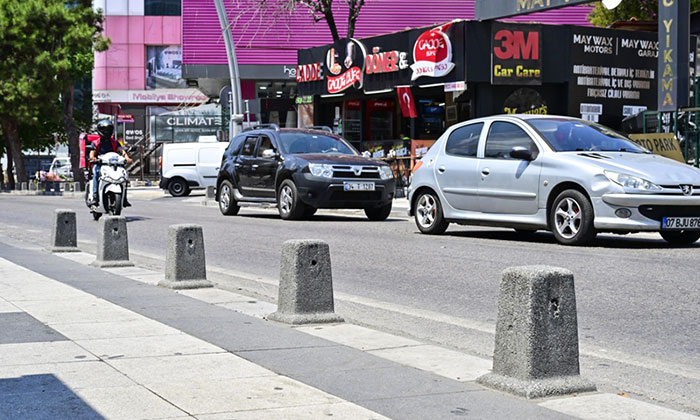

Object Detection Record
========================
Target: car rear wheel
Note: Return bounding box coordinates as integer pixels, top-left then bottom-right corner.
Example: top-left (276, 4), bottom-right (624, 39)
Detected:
top-left (168, 177), bottom-right (190, 197)
top-left (660, 231), bottom-right (700, 246)
top-left (365, 203), bottom-right (392, 221)
top-left (550, 189), bottom-right (596, 245)
top-left (218, 180), bottom-right (239, 216)
top-left (303, 206), bottom-right (317, 219)
top-left (414, 191), bottom-right (448, 234)
top-left (277, 180), bottom-right (306, 220)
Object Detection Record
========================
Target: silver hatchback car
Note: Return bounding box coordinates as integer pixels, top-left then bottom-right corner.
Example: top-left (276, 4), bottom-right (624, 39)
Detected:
top-left (408, 115), bottom-right (700, 246)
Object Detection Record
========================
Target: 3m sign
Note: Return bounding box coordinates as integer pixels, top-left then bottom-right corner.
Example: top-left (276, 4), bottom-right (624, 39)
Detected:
top-left (492, 23), bottom-right (542, 85)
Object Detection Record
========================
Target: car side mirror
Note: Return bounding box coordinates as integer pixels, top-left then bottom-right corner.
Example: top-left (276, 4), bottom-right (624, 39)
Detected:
top-left (510, 146), bottom-right (534, 161)
top-left (261, 149), bottom-right (277, 159)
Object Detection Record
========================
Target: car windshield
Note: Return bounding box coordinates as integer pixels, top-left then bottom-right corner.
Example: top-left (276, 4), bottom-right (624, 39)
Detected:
top-left (278, 132), bottom-right (357, 155)
top-left (526, 118), bottom-right (649, 153)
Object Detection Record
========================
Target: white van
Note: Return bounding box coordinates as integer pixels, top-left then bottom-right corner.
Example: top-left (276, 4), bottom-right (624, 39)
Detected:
top-left (159, 137), bottom-right (229, 197)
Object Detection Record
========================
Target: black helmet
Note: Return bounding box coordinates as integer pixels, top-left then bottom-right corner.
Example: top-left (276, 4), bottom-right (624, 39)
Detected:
top-left (96, 119), bottom-right (114, 138)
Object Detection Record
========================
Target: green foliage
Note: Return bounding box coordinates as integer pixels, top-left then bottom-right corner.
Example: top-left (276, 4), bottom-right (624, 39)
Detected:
top-left (588, 0), bottom-right (700, 27)
top-left (0, 0), bottom-right (108, 134)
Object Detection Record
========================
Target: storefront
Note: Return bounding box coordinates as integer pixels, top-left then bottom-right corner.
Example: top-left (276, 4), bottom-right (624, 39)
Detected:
top-left (296, 20), bottom-right (666, 169)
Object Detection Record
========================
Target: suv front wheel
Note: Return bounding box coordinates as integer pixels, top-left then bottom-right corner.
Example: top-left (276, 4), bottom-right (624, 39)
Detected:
top-left (365, 203), bottom-right (392, 221)
top-left (278, 179), bottom-right (306, 220)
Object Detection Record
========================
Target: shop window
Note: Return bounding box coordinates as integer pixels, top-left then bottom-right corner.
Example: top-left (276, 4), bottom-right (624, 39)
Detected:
top-left (367, 100), bottom-right (394, 141)
top-left (484, 122), bottom-right (537, 159)
top-left (145, 0), bottom-right (181, 16)
top-left (445, 123), bottom-right (483, 157)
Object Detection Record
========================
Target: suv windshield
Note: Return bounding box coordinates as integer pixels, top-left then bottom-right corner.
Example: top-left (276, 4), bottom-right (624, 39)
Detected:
top-left (278, 132), bottom-right (357, 155)
top-left (527, 118), bottom-right (649, 153)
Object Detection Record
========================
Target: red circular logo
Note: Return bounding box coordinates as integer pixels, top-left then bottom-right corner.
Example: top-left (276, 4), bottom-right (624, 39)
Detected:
top-left (414, 29), bottom-right (448, 63)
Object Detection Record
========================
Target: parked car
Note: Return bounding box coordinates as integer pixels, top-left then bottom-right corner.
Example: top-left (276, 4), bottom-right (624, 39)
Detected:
top-left (159, 138), bottom-right (228, 197)
top-left (408, 114), bottom-right (700, 246)
top-left (49, 156), bottom-right (72, 179)
top-left (216, 125), bottom-right (395, 220)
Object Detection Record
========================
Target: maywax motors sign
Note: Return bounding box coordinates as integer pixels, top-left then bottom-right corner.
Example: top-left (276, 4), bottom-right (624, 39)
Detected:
top-left (491, 23), bottom-right (542, 85)
top-left (569, 27), bottom-right (658, 128)
top-left (475, 0), bottom-right (592, 20)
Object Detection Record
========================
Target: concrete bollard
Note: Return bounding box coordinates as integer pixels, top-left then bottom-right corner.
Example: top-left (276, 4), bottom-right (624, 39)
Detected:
top-left (29, 182), bottom-right (37, 191)
top-left (477, 266), bottom-right (595, 399)
top-left (20, 182), bottom-right (27, 191)
top-left (268, 240), bottom-right (344, 325)
top-left (158, 224), bottom-right (213, 289)
top-left (90, 216), bottom-right (134, 268)
top-left (48, 209), bottom-right (79, 252)
top-left (205, 186), bottom-right (216, 199)
top-left (73, 182), bottom-right (81, 192)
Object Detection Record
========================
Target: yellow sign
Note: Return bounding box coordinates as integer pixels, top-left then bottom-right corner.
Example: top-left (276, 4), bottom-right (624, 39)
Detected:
top-left (628, 133), bottom-right (685, 162)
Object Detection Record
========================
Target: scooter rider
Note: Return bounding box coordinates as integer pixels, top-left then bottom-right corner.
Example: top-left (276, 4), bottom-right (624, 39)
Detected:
top-left (88, 120), bottom-right (132, 206)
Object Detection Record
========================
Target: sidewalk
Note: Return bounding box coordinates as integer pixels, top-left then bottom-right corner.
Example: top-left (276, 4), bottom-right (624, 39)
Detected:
top-left (0, 239), bottom-right (696, 419)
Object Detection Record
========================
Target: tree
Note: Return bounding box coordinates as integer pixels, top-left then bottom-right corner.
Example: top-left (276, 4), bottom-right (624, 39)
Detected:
top-left (0, 0), bottom-right (107, 185)
top-left (256, 0), bottom-right (366, 41)
top-left (588, 0), bottom-right (700, 27)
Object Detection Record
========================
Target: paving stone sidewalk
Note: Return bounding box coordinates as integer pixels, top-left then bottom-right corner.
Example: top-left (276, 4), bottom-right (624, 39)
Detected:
top-left (0, 240), bottom-right (696, 420)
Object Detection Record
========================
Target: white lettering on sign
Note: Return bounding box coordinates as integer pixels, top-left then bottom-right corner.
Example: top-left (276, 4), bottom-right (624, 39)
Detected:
top-left (296, 63), bottom-right (323, 83)
top-left (327, 67), bottom-right (362, 93)
top-left (166, 116), bottom-right (222, 126)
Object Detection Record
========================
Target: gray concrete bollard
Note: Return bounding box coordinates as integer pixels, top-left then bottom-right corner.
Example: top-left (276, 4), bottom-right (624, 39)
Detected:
top-left (90, 216), bottom-right (134, 268)
top-left (73, 182), bottom-right (81, 192)
top-left (268, 240), bottom-right (344, 325)
top-left (48, 209), bottom-right (80, 252)
top-left (20, 182), bottom-right (27, 191)
top-left (158, 224), bottom-right (213, 289)
top-left (205, 186), bottom-right (216, 199)
top-left (477, 266), bottom-right (596, 399)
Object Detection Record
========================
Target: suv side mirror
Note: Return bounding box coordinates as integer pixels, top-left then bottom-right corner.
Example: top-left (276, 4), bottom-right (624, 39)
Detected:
top-left (510, 146), bottom-right (534, 161)
top-left (261, 149), bottom-right (277, 159)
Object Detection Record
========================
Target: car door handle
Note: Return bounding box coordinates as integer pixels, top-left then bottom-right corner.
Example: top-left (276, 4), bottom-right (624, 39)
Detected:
top-left (438, 166), bottom-right (446, 173)
top-left (252, 164), bottom-right (259, 169)
top-left (234, 163), bottom-right (240, 167)
top-left (481, 168), bottom-right (490, 176)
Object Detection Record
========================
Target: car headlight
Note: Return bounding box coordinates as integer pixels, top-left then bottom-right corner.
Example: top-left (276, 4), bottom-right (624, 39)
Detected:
top-left (309, 163), bottom-right (333, 178)
top-left (604, 170), bottom-right (662, 192)
top-left (379, 166), bottom-right (394, 180)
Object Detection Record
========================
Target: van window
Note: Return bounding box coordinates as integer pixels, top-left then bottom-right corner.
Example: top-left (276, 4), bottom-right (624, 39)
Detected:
top-left (240, 136), bottom-right (258, 156)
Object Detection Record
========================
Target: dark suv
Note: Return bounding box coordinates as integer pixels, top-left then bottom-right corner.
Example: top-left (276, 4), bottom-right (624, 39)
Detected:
top-left (216, 125), bottom-right (396, 220)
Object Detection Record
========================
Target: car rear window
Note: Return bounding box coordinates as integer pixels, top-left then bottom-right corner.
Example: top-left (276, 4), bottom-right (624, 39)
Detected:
top-left (445, 123), bottom-right (483, 157)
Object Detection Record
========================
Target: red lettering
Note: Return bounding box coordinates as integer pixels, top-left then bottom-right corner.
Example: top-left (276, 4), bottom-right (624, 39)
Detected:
top-left (493, 30), bottom-right (539, 60)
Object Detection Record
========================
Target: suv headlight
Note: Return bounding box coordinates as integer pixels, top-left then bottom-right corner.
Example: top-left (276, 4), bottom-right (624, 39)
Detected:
top-left (604, 170), bottom-right (662, 192)
top-left (309, 163), bottom-right (333, 178)
top-left (379, 166), bottom-right (394, 180)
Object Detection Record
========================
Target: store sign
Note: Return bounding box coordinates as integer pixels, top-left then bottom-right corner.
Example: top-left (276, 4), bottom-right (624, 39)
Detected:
top-left (326, 39), bottom-right (367, 93)
top-left (117, 114), bottom-right (135, 123)
top-left (366, 47), bottom-right (408, 74)
top-left (569, 27), bottom-right (658, 128)
top-left (93, 89), bottom-right (209, 104)
top-left (658, 0), bottom-right (690, 111)
top-left (628, 133), bottom-right (684, 162)
top-left (492, 23), bottom-right (542, 85)
top-left (410, 23), bottom-right (455, 81)
top-left (475, 0), bottom-right (592, 20)
top-left (444, 81), bottom-right (466, 92)
top-left (296, 62), bottom-right (323, 83)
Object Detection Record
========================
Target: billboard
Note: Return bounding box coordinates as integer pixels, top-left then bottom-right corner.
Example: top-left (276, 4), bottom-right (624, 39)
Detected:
top-left (146, 46), bottom-right (186, 90)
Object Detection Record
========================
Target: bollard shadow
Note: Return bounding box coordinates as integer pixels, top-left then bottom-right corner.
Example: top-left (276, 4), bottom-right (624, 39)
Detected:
top-left (0, 374), bottom-right (105, 419)
top-left (436, 228), bottom-right (683, 249)
top-left (124, 216), bottom-right (150, 223)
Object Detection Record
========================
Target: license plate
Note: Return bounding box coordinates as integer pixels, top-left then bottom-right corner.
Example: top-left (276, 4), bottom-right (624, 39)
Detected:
top-left (662, 217), bottom-right (700, 230)
top-left (343, 181), bottom-right (375, 191)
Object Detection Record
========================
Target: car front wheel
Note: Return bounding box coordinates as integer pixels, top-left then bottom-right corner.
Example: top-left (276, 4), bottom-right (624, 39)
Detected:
top-left (550, 189), bottom-right (596, 245)
top-left (218, 180), bottom-right (239, 216)
top-left (168, 178), bottom-right (190, 197)
top-left (277, 180), bottom-right (306, 220)
top-left (660, 230), bottom-right (700, 246)
top-left (414, 191), bottom-right (448, 234)
top-left (365, 203), bottom-right (392, 221)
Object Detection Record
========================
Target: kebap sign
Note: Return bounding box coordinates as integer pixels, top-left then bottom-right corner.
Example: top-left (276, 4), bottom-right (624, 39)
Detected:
top-left (296, 21), bottom-right (466, 96)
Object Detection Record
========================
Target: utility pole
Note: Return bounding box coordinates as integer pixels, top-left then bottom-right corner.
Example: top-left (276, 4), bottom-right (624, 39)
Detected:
top-left (213, 0), bottom-right (244, 139)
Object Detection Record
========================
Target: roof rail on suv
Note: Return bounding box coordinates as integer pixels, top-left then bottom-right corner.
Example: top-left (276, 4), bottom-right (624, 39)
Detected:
top-left (305, 125), bottom-right (333, 133)
top-left (243, 123), bottom-right (280, 132)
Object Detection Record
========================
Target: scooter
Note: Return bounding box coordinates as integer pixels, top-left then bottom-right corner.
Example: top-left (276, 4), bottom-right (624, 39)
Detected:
top-left (85, 152), bottom-right (129, 220)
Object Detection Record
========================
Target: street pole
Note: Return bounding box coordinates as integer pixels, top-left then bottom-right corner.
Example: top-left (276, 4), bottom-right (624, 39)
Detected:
top-left (213, 0), bottom-right (243, 139)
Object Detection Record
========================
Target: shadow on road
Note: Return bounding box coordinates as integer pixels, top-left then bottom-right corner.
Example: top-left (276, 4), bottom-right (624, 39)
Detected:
top-left (236, 213), bottom-right (404, 223)
top-left (432, 228), bottom-right (694, 249)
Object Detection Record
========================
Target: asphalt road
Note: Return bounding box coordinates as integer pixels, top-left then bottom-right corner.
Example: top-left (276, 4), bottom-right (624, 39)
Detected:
top-left (1, 192), bottom-right (699, 414)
